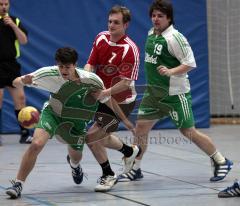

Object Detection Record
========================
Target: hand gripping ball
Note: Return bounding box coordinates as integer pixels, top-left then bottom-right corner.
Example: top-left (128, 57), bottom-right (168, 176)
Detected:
top-left (18, 106), bottom-right (40, 129)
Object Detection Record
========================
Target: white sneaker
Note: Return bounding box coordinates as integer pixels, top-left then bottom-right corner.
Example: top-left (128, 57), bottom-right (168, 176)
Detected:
top-left (95, 174), bottom-right (117, 192)
top-left (123, 145), bottom-right (140, 173)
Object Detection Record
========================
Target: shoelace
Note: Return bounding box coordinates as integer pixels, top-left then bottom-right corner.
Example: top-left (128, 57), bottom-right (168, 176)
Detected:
top-left (72, 167), bottom-right (88, 179)
top-left (97, 176), bottom-right (111, 184)
top-left (73, 170), bottom-right (88, 180)
top-left (72, 167), bottom-right (82, 176)
top-left (97, 175), bottom-right (116, 185)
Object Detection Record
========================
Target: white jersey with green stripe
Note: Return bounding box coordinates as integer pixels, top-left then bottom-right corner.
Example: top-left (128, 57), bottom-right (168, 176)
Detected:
top-left (27, 66), bottom-right (107, 119)
top-left (29, 66), bottom-right (104, 93)
top-left (144, 25), bottom-right (196, 96)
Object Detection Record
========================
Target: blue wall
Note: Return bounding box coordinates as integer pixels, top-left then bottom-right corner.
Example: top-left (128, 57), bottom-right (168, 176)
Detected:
top-left (2, 0), bottom-right (209, 133)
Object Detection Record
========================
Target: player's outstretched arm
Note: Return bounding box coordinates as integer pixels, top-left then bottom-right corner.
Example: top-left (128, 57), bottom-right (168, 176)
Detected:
top-left (105, 98), bottom-right (135, 134)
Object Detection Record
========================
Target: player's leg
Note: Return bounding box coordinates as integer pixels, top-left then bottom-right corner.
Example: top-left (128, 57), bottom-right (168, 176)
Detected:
top-left (118, 119), bottom-right (156, 181)
top-left (87, 122), bottom-right (117, 192)
top-left (103, 133), bottom-right (140, 173)
top-left (5, 128), bottom-right (50, 199)
top-left (180, 127), bottom-right (233, 181)
top-left (118, 93), bottom-right (162, 181)
top-left (0, 88), bottom-right (3, 146)
top-left (5, 60), bottom-right (32, 143)
top-left (87, 127), bottom-right (139, 191)
top-left (180, 127), bottom-right (218, 156)
top-left (5, 104), bottom-right (59, 199)
top-left (99, 102), bottom-right (141, 172)
top-left (67, 145), bottom-right (84, 184)
top-left (7, 86), bottom-right (32, 144)
top-left (171, 93), bottom-right (233, 181)
top-left (86, 102), bottom-right (140, 191)
top-left (53, 115), bottom-right (86, 185)
top-left (0, 62), bottom-right (6, 145)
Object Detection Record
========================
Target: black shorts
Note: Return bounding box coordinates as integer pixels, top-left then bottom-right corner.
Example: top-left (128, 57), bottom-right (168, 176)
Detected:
top-left (0, 60), bottom-right (21, 88)
top-left (94, 101), bottom-right (135, 133)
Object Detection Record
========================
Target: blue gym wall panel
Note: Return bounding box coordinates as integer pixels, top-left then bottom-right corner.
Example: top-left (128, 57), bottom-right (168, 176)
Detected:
top-left (2, 0), bottom-right (209, 133)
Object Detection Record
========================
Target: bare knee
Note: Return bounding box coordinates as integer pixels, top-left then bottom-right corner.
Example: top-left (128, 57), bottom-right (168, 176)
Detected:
top-left (87, 138), bottom-right (105, 151)
top-left (87, 141), bottom-right (95, 150)
top-left (28, 140), bottom-right (45, 155)
top-left (86, 130), bottom-right (107, 147)
top-left (86, 135), bottom-right (98, 150)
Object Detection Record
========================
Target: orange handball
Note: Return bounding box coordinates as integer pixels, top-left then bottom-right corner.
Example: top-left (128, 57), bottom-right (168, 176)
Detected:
top-left (18, 106), bottom-right (40, 129)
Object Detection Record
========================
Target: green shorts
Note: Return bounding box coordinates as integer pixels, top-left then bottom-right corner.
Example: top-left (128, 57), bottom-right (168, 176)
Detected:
top-left (36, 104), bottom-right (88, 151)
top-left (138, 91), bottom-right (195, 128)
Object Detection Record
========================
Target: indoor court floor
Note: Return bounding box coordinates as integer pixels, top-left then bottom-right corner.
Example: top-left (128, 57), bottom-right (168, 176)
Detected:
top-left (0, 125), bottom-right (239, 206)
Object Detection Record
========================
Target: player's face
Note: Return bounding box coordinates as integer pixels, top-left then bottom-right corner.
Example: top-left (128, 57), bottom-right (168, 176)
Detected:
top-left (0, 0), bottom-right (9, 16)
top-left (108, 12), bottom-right (127, 38)
top-left (58, 63), bottom-right (77, 80)
top-left (151, 10), bottom-right (171, 34)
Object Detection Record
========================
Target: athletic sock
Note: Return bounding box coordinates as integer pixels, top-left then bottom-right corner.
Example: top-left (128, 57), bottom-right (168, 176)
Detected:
top-left (118, 143), bottom-right (133, 157)
top-left (133, 159), bottom-right (141, 170)
top-left (15, 179), bottom-right (24, 185)
top-left (100, 160), bottom-right (115, 177)
top-left (210, 151), bottom-right (226, 164)
top-left (69, 159), bottom-right (80, 168)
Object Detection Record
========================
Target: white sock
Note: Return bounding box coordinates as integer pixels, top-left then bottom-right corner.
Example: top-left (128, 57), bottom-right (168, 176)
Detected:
top-left (133, 159), bottom-right (141, 170)
top-left (70, 160), bottom-right (80, 168)
top-left (210, 151), bottom-right (225, 164)
top-left (15, 179), bottom-right (24, 185)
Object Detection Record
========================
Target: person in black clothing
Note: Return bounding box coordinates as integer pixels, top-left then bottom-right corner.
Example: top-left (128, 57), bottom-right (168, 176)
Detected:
top-left (0, 0), bottom-right (32, 144)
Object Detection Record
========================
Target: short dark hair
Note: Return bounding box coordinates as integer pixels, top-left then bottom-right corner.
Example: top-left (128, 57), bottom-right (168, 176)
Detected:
top-left (55, 47), bottom-right (78, 64)
top-left (109, 5), bottom-right (131, 23)
top-left (149, 0), bottom-right (174, 25)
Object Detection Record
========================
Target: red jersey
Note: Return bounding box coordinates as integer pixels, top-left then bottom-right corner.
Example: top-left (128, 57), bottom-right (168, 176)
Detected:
top-left (87, 31), bottom-right (140, 104)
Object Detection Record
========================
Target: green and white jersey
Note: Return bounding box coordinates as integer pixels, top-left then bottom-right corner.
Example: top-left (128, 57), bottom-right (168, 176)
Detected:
top-left (144, 25), bottom-right (196, 96)
top-left (28, 66), bottom-right (108, 120)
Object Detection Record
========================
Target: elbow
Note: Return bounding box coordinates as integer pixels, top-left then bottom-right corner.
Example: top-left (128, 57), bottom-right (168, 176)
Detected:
top-left (21, 38), bottom-right (28, 45)
top-left (19, 36), bottom-right (28, 45)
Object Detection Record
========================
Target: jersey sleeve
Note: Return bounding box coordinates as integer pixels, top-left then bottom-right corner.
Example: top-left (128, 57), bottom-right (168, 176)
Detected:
top-left (168, 32), bottom-right (196, 68)
top-left (120, 41), bottom-right (140, 80)
top-left (27, 66), bottom-right (60, 92)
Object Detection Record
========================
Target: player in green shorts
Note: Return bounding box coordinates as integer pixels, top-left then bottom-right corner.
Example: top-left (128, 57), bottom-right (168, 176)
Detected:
top-left (5, 47), bottom-right (134, 199)
top-left (118, 0), bottom-right (233, 182)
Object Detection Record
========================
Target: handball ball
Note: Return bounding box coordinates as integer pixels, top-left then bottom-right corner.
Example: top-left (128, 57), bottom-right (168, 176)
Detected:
top-left (18, 106), bottom-right (40, 129)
